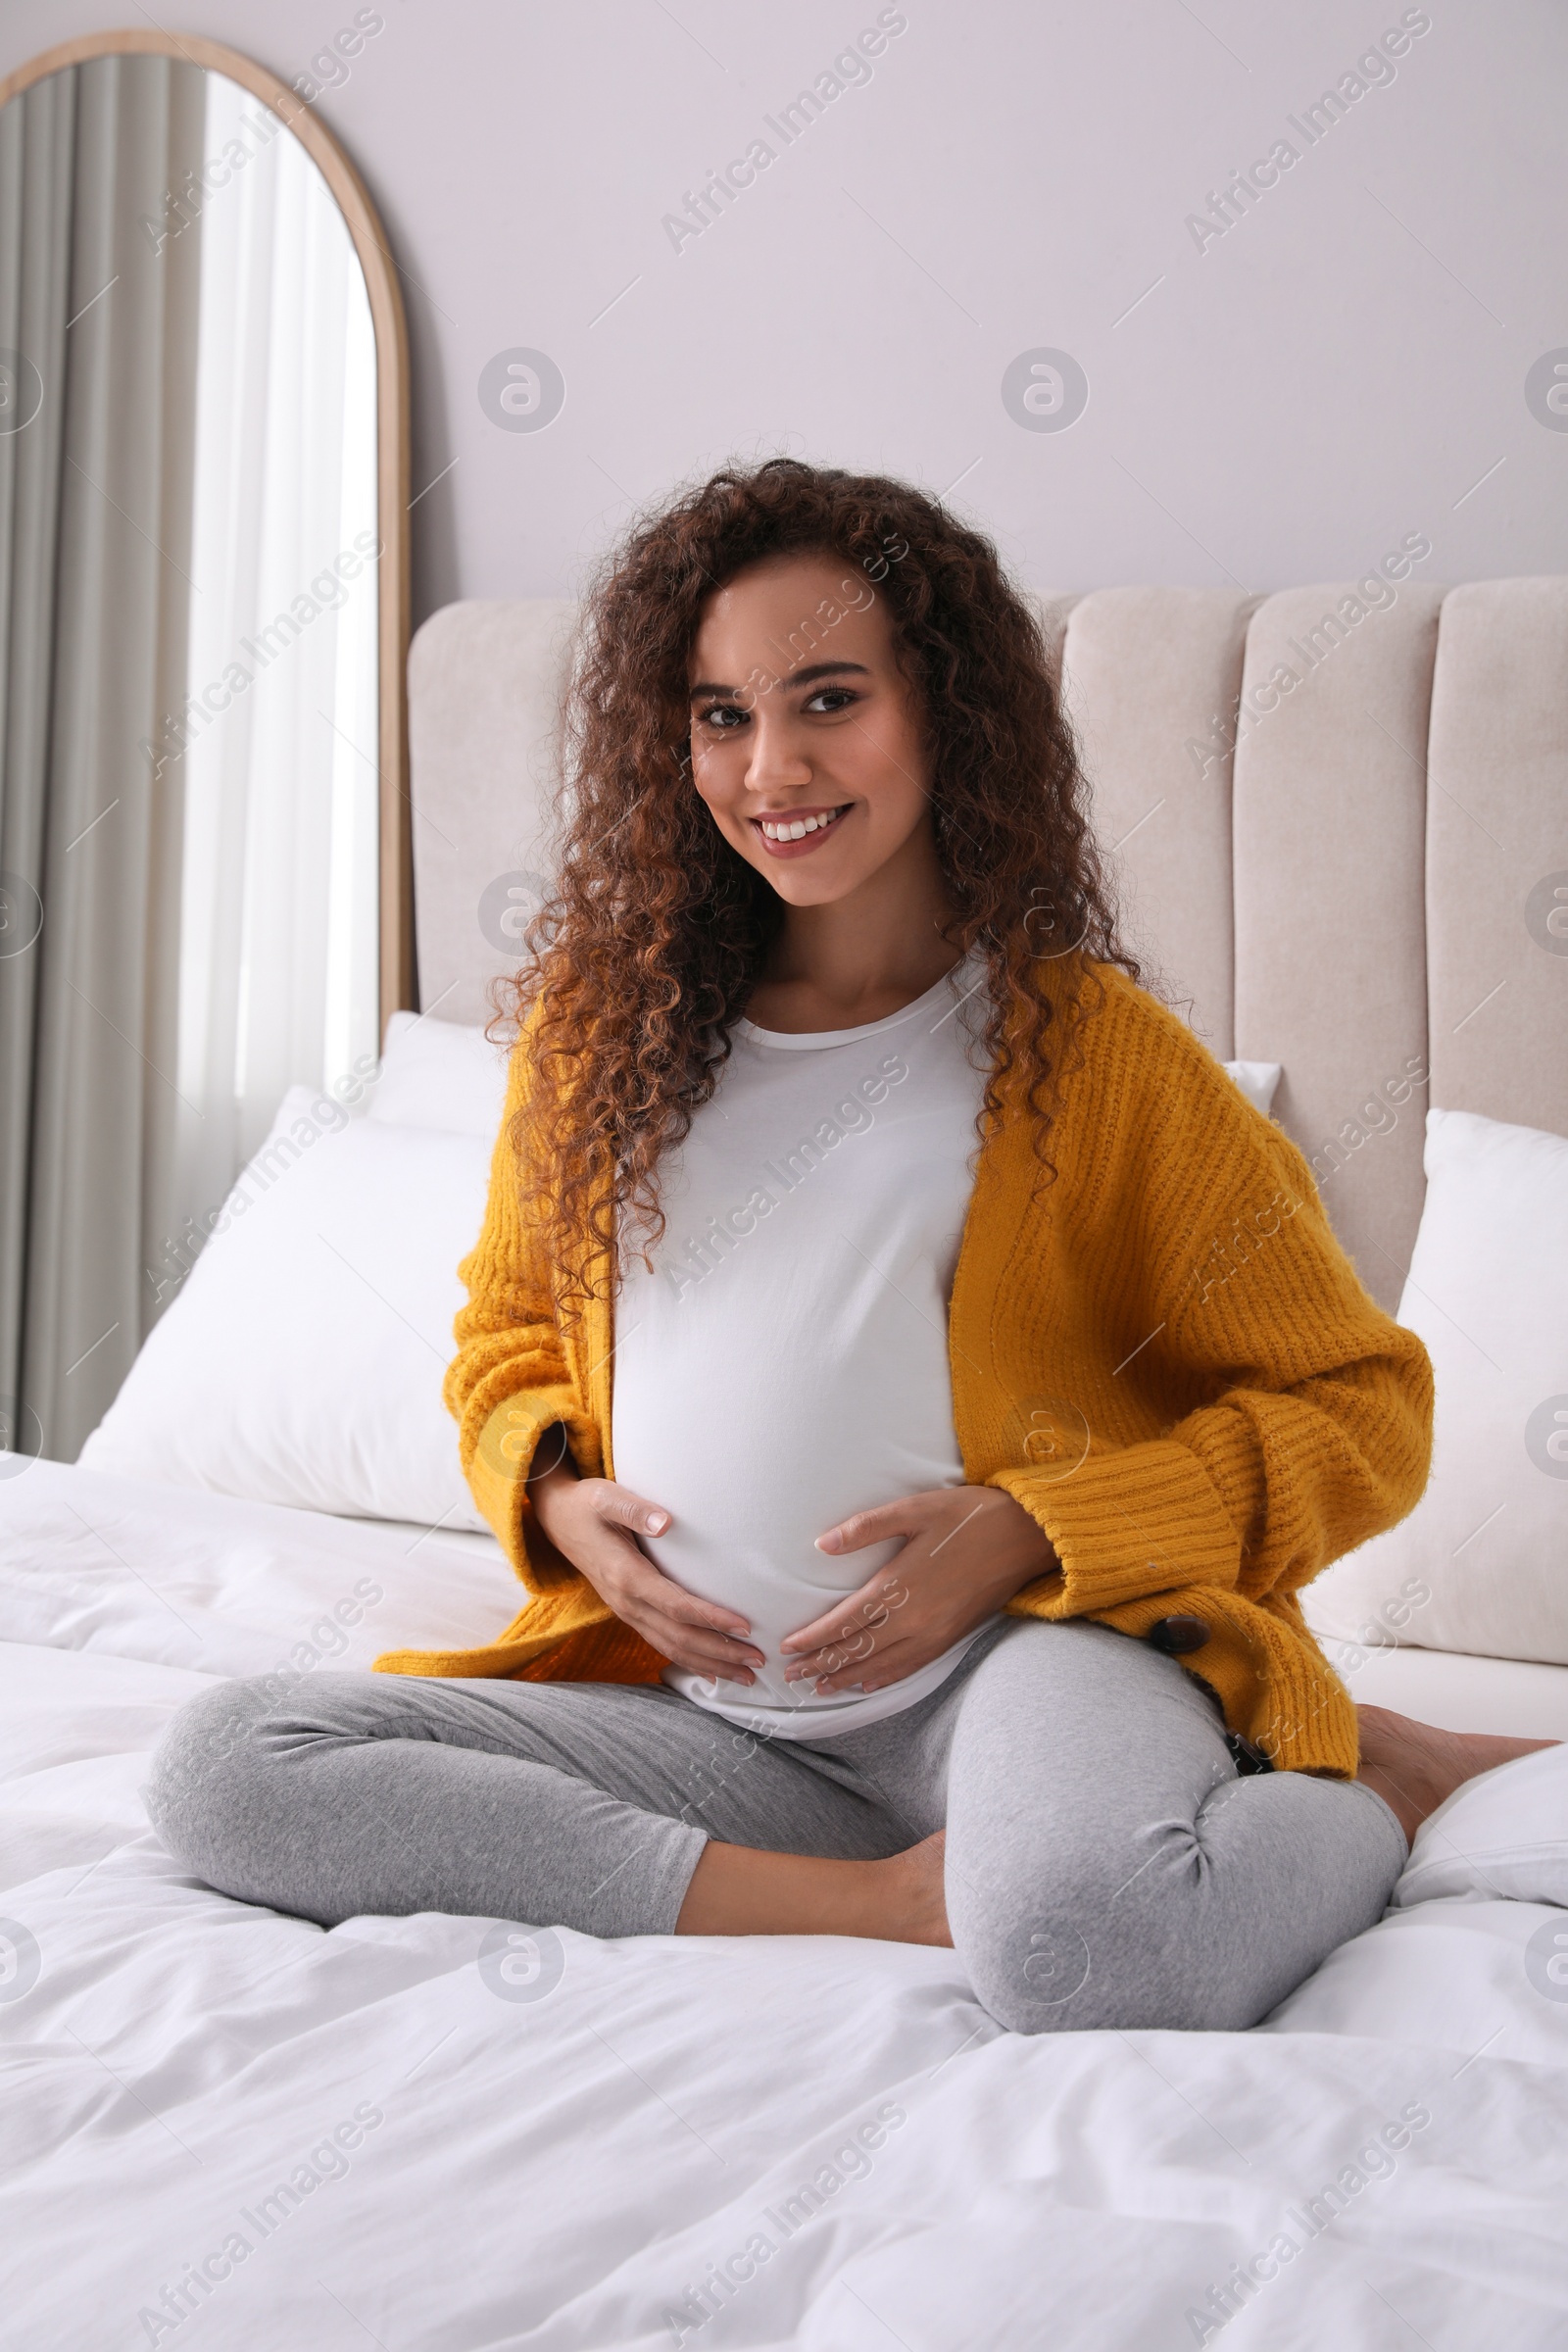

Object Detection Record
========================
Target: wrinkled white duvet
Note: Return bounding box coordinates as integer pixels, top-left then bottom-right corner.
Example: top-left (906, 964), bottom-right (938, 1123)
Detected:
top-left (3, 1460), bottom-right (1566, 2352)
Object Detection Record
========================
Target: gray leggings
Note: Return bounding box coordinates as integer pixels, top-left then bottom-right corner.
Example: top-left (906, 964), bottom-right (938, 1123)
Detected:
top-left (146, 1617), bottom-right (1405, 2035)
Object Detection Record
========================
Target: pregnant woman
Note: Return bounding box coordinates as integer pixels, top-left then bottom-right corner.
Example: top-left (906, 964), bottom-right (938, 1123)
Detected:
top-left (150, 458), bottom-right (1544, 2033)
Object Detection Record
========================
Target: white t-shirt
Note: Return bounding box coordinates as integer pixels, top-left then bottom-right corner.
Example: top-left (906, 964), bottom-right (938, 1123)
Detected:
top-left (610, 956), bottom-right (993, 1738)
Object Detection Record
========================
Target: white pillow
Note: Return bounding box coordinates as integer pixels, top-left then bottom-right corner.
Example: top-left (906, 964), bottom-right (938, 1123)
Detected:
top-left (1223, 1060), bottom-right (1282, 1116)
top-left (1305, 1107), bottom-right (1568, 1665)
top-left (1392, 1741), bottom-right (1568, 1911)
top-left (370, 1010), bottom-right (512, 1138)
top-left (80, 1086), bottom-right (490, 1529)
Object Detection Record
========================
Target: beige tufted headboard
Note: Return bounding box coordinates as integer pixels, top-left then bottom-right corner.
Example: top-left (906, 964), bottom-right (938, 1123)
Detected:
top-left (406, 579), bottom-right (1568, 1313)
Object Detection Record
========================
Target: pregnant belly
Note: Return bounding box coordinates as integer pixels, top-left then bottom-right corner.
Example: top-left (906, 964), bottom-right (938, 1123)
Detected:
top-left (613, 1406), bottom-right (961, 1708)
top-left (639, 1498), bottom-right (906, 1706)
top-left (610, 1286), bottom-right (968, 1708)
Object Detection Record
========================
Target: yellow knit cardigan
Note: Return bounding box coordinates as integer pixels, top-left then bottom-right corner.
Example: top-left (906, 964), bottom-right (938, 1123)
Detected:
top-left (374, 963), bottom-right (1434, 1777)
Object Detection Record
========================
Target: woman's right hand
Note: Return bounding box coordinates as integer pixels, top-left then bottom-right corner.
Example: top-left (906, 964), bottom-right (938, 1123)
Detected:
top-left (526, 1436), bottom-right (764, 1686)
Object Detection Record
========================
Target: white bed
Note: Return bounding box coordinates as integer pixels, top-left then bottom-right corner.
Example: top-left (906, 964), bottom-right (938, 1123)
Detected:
top-left (5, 578), bottom-right (1568, 2349)
top-left (5, 1459), bottom-right (1568, 2351)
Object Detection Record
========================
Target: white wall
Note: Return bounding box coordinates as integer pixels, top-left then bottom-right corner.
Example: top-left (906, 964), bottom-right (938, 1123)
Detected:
top-left (6, 0), bottom-right (1566, 625)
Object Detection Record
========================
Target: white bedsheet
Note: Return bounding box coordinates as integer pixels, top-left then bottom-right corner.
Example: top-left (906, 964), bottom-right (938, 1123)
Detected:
top-left (3, 1461), bottom-right (1567, 2351)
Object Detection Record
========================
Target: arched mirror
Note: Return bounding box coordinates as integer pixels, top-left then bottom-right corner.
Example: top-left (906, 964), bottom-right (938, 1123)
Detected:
top-left (0, 31), bottom-right (411, 1467)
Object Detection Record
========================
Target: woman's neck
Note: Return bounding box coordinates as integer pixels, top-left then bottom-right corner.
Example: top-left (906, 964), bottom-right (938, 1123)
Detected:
top-left (745, 829), bottom-right (962, 1035)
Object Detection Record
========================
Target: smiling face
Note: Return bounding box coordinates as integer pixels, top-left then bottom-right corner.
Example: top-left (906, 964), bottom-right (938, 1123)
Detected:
top-left (687, 553), bottom-right (938, 909)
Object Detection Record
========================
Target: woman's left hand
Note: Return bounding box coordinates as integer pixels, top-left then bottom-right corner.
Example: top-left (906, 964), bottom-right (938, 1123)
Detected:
top-left (781, 1486), bottom-right (1060, 1695)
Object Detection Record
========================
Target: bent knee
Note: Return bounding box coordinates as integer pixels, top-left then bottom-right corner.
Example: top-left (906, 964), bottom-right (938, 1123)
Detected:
top-left (145, 1672), bottom-right (306, 1881)
top-left (953, 1849), bottom-right (1259, 2036)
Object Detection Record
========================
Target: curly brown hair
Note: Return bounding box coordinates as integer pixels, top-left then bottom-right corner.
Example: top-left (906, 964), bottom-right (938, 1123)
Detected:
top-left (496, 457), bottom-right (1141, 1307)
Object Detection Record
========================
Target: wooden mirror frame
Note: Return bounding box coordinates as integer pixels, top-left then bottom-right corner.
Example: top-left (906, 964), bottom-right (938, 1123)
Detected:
top-left (0, 27), bottom-right (415, 1029)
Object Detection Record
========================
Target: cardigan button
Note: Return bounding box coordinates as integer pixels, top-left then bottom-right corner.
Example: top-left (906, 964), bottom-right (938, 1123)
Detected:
top-left (1148, 1615), bottom-right (1210, 1655)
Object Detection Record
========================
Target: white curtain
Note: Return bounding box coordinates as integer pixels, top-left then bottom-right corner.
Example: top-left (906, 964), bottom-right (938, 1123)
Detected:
top-left (161, 72), bottom-right (378, 1271)
top-left (1, 54), bottom-right (210, 1459)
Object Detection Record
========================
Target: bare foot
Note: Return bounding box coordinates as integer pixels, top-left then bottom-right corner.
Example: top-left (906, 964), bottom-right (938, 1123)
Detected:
top-left (675, 1833), bottom-right (955, 1941)
top-left (1356, 1704), bottom-right (1557, 1845)
top-left (878, 1832), bottom-right (954, 1948)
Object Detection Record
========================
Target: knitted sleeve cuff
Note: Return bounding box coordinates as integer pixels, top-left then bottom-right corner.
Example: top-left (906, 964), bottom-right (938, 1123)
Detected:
top-left (990, 1436), bottom-right (1241, 1615)
top-left (466, 1390), bottom-right (604, 1589)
